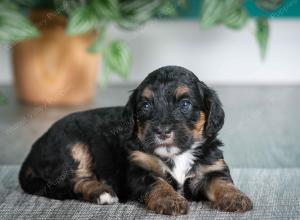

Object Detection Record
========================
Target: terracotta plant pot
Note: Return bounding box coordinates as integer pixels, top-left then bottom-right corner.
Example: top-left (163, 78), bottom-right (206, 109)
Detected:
top-left (12, 10), bottom-right (100, 106)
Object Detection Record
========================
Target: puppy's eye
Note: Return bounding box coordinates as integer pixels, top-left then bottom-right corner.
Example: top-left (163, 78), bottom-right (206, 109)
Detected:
top-left (180, 99), bottom-right (192, 112)
top-left (142, 101), bottom-right (152, 111)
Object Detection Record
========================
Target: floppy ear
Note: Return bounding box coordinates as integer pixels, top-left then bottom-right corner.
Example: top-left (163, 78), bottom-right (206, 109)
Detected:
top-left (122, 89), bottom-right (138, 136)
top-left (198, 82), bottom-right (225, 137)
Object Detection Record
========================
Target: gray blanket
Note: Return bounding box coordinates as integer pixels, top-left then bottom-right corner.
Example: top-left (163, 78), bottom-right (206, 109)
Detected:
top-left (0, 166), bottom-right (299, 219)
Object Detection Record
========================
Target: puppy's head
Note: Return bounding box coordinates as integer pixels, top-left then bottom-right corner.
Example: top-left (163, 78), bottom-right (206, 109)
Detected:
top-left (125, 66), bottom-right (224, 158)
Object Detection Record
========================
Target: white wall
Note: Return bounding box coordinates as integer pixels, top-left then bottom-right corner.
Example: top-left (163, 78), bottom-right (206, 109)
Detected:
top-left (1, 19), bottom-right (300, 85)
top-left (0, 44), bottom-right (12, 84)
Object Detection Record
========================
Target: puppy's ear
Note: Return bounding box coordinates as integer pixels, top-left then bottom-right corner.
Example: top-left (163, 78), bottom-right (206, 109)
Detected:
top-left (123, 89), bottom-right (138, 135)
top-left (198, 82), bottom-right (225, 137)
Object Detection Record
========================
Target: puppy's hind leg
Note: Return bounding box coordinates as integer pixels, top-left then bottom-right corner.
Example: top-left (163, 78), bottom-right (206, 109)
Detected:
top-left (71, 143), bottom-right (118, 204)
top-left (74, 178), bottom-right (118, 205)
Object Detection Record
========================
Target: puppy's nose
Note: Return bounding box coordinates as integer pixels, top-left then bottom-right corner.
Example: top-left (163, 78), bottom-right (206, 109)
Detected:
top-left (155, 126), bottom-right (172, 140)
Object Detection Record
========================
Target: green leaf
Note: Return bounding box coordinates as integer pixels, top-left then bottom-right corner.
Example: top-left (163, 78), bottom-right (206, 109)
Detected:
top-left (103, 41), bottom-right (132, 78)
top-left (224, 7), bottom-right (248, 30)
top-left (157, 1), bottom-right (178, 17)
top-left (201, 0), bottom-right (225, 29)
top-left (118, 0), bottom-right (161, 29)
top-left (66, 5), bottom-right (97, 35)
top-left (200, 0), bottom-right (245, 29)
top-left (92, 0), bottom-right (120, 20)
top-left (88, 26), bottom-right (107, 53)
top-left (256, 18), bottom-right (269, 59)
top-left (255, 0), bottom-right (283, 11)
top-left (0, 4), bottom-right (40, 43)
top-left (223, 0), bottom-right (244, 13)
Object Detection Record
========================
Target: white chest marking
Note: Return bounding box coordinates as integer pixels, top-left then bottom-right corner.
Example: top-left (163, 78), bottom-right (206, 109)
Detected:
top-left (169, 150), bottom-right (196, 186)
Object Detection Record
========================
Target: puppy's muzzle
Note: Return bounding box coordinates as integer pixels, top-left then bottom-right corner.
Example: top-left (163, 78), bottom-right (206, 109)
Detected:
top-left (154, 126), bottom-right (172, 140)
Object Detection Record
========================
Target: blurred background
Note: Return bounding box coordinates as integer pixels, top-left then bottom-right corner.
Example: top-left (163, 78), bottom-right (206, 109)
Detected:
top-left (0, 0), bottom-right (299, 168)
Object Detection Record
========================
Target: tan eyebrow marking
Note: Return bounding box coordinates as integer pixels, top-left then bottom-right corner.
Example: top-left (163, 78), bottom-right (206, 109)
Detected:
top-left (142, 87), bottom-right (154, 99)
top-left (175, 85), bottom-right (190, 99)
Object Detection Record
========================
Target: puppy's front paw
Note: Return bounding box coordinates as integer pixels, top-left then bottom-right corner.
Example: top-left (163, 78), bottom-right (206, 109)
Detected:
top-left (147, 193), bottom-right (189, 215)
top-left (213, 190), bottom-right (253, 212)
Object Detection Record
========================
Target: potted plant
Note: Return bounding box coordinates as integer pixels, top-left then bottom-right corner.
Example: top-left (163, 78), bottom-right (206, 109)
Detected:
top-left (0, 0), bottom-right (178, 106)
top-left (0, 0), bottom-right (281, 106)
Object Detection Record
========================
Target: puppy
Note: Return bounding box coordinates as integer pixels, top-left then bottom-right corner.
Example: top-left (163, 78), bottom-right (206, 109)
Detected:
top-left (19, 66), bottom-right (252, 215)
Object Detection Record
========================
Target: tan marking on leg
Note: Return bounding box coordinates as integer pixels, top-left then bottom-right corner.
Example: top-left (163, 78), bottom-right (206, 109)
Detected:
top-left (145, 178), bottom-right (188, 215)
top-left (130, 151), bottom-right (169, 177)
top-left (195, 159), bottom-right (225, 176)
top-left (175, 85), bottom-right (190, 99)
top-left (142, 87), bottom-right (154, 99)
top-left (188, 159), bottom-right (225, 190)
top-left (193, 111), bottom-right (206, 141)
top-left (207, 178), bottom-right (253, 212)
top-left (71, 143), bottom-right (117, 203)
top-left (71, 143), bottom-right (93, 180)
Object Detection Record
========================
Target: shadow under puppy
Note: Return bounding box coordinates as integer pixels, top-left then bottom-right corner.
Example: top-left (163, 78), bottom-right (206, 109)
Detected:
top-left (19, 66), bottom-right (252, 215)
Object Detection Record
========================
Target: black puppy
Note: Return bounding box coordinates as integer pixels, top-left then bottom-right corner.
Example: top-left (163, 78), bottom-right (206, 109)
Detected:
top-left (19, 66), bottom-right (252, 215)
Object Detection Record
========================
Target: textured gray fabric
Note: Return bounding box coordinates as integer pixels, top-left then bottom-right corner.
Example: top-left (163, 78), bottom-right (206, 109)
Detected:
top-left (0, 166), bottom-right (299, 220)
